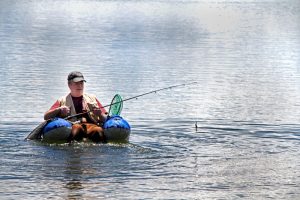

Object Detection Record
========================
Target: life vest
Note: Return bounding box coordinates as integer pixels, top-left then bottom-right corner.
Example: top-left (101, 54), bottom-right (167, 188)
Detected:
top-left (58, 93), bottom-right (104, 124)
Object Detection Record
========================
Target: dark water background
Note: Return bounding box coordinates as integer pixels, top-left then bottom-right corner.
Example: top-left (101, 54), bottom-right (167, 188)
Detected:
top-left (1, 0), bottom-right (300, 199)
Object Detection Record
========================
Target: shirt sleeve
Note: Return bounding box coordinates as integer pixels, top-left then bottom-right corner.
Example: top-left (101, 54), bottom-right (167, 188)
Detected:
top-left (49, 100), bottom-right (60, 111)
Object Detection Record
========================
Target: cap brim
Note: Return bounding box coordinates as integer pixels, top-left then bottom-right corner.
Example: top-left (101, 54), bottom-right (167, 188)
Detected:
top-left (72, 77), bottom-right (86, 82)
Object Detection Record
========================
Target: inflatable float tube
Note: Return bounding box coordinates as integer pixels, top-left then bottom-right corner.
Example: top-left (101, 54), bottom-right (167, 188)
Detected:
top-left (41, 116), bottom-right (130, 143)
top-left (42, 118), bottom-right (72, 143)
top-left (104, 115), bottom-right (131, 142)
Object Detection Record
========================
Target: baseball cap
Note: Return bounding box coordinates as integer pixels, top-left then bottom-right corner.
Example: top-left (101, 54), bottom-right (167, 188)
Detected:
top-left (67, 71), bottom-right (86, 82)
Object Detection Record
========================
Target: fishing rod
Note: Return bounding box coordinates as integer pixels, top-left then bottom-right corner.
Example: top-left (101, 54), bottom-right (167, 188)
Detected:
top-left (113, 81), bottom-right (198, 105)
top-left (65, 81), bottom-right (198, 120)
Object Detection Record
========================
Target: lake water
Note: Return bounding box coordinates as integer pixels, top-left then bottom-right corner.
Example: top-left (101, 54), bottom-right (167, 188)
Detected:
top-left (1, 0), bottom-right (300, 199)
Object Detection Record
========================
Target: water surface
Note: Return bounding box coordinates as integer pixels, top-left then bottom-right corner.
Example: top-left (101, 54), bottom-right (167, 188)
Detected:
top-left (1, 0), bottom-right (300, 199)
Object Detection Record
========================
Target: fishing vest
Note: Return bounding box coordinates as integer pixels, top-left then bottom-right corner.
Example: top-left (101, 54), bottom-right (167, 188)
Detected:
top-left (58, 93), bottom-right (102, 124)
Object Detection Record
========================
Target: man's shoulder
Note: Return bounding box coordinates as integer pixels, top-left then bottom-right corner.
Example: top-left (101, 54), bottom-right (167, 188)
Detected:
top-left (57, 93), bottom-right (71, 102)
top-left (84, 93), bottom-right (96, 97)
top-left (83, 93), bottom-right (98, 100)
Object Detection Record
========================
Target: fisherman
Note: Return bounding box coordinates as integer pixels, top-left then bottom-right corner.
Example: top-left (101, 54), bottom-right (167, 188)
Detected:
top-left (44, 71), bottom-right (108, 143)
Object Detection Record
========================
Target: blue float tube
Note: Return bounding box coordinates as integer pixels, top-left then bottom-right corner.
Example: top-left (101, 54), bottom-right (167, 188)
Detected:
top-left (42, 118), bottom-right (72, 143)
top-left (104, 115), bottom-right (131, 142)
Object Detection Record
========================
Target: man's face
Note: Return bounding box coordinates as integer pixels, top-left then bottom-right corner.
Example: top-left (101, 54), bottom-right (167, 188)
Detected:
top-left (68, 81), bottom-right (84, 96)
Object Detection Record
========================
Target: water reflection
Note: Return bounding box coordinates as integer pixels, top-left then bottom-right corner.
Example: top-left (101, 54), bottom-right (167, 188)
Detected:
top-left (65, 181), bottom-right (83, 200)
top-left (64, 148), bottom-right (85, 199)
top-left (1, 0), bottom-right (300, 199)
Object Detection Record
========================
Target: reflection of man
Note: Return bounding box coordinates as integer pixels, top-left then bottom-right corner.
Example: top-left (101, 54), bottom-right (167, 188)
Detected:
top-left (65, 150), bottom-right (84, 199)
top-left (44, 71), bottom-right (108, 142)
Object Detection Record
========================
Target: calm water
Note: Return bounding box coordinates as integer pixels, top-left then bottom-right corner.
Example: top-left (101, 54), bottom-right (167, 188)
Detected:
top-left (1, 0), bottom-right (300, 199)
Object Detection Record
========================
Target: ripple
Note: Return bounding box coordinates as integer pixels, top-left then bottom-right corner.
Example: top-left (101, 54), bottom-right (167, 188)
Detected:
top-left (1, 0), bottom-right (300, 199)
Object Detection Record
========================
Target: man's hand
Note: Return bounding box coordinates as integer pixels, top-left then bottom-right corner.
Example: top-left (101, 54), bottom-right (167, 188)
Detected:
top-left (59, 106), bottom-right (70, 116)
top-left (92, 108), bottom-right (102, 116)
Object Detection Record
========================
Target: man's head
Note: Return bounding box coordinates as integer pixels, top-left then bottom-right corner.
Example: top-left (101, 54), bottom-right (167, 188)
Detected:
top-left (67, 71), bottom-right (86, 83)
top-left (67, 71), bottom-right (86, 97)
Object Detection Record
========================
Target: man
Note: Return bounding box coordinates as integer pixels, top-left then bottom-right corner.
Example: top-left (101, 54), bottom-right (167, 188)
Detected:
top-left (44, 71), bottom-right (108, 143)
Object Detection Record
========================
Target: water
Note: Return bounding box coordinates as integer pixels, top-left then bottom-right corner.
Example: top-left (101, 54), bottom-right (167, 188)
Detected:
top-left (1, 0), bottom-right (300, 199)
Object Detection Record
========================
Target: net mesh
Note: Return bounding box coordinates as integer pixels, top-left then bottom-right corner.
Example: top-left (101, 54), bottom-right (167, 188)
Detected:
top-left (108, 94), bottom-right (123, 116)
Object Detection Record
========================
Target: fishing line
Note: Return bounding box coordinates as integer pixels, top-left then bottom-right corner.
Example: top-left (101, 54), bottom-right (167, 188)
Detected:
top-left (27, 81), bottom-right (199, 140)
